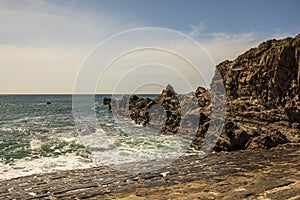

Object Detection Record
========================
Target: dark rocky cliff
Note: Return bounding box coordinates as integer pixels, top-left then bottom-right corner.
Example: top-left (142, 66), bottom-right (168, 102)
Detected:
top-left (104, 34), bottom-right (300, 151)
top-left (210, 34), bottom-right (300, 151)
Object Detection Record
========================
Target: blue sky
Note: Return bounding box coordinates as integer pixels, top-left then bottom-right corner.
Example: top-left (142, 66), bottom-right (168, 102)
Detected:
top-left (48, 0), bottom-right (300, 35)
top-left (75, 0), bottom-right (299, 33)
top-left (0, 0), bottom-right (299, 93)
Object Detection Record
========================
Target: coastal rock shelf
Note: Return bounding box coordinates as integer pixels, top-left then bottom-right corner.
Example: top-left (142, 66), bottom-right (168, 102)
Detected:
top-left (0, 146), bottom-right (299, 199)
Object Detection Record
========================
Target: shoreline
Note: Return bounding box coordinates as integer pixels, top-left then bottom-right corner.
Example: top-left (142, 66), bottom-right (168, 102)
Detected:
top-left (1, 145), bottom-right (299, 199)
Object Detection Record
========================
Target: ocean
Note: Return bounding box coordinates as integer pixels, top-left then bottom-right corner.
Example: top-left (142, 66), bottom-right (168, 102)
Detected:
top-left (0, 95), bottom-right (198, 180)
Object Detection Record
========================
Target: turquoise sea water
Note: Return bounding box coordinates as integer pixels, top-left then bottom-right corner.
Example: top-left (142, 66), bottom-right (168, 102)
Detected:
top-left (0, 95), bottom-right (197, 179)
top-left (0, 95), bottom-right (78, 163)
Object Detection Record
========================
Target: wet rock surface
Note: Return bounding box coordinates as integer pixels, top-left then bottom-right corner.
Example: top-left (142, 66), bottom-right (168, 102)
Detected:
top-left (0, 146), bottom-right (299, 199)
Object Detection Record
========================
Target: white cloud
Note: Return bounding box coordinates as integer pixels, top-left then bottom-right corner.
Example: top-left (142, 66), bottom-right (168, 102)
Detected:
top-left (187, 23), bottom-right (294, 63)
top-left (0, 0), bottom-right (139, 47)
top-left (188, 22), bottom-right (205, 38)
top-left (201, 32), bottom-right (262, 63)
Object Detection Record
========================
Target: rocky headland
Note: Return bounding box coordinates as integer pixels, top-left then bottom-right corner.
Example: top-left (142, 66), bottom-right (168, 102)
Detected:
top-left (104, 34), bottom-right (300, 152)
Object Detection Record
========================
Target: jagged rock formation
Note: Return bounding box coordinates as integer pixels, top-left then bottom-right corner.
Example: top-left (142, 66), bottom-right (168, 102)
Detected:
top-left (153, 85), bottom-right (181, 134)
top-left (210, 34), bottom-right (300, 151)
top-left (104, 34), bottom-right (300, 151)
top-left (106, 85), bottom-right (181, 134)
top-left (128, 95), bottom-right (154, 126)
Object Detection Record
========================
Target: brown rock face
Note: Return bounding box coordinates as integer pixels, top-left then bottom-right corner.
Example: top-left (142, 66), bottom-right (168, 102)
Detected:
top-left (218, 35), bottom-right (299, 107)
top-left (153, 85), bottom-right (181, 134)
top-left (209, 34), bottom-right (300, 151)
top-left (106, 85), bottom-right (181, 134)
top-left (104, 34), bottom-right (300, 151)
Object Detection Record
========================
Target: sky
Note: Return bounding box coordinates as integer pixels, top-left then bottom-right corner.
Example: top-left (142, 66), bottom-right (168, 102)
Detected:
top-left (0, 0), bottom-right (299, 94)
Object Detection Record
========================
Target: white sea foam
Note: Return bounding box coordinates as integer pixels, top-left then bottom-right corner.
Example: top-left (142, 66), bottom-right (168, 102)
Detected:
top-left (0, 153), bottom-right (99, 181)
top-left (88, 134), bottom-right (193, 170)
top-left (133, 123), bottom-right (144, 127)
top-left (0, 127), bottom-right (13, 132)
top-left (30, 139), bottom-right (42, 150)
top-left (79, 129), bottom-right (116, 150)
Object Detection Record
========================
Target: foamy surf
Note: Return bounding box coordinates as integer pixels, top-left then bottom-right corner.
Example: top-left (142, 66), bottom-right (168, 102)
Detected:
top-left (0, 94), bottom-right (200, 178)
top-left (0, 153), bottom-right (99, 181)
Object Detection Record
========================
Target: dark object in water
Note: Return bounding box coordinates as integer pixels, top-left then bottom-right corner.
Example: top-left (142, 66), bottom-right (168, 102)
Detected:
top-left (46, 102), bottom-right (52, 105)
top-left (103, 97), bottom-right (112, 111)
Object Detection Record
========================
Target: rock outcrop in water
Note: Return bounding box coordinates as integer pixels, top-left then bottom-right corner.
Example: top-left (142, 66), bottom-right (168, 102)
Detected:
top-left (104, 85), bottom-right (181, 134)
top-left (104, 34), bottom-right (300, 151)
